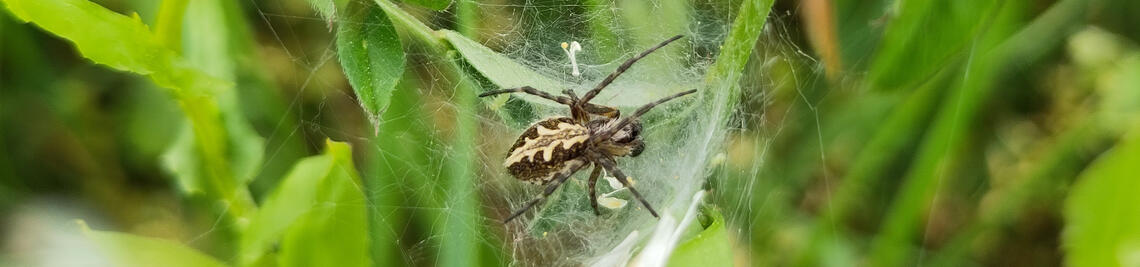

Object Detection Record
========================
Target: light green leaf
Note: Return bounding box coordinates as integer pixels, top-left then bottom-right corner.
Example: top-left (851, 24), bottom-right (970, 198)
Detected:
top-left (2, 0), bottom-right (259, 219)
top-left (668, 208), bottom-right (733, 267)
top-left (442, 29), bottom-right (695, 109)
top-left (240, 140), bottom-right (370, 267)
top-left (337, 1), bottom-right (405, 130)
top-left (441, 29), bottom-right (570, 107)
top-left (1064, 130), bottom-right (1140, 267)
top-left (77, 221), bottom-right (228, 267)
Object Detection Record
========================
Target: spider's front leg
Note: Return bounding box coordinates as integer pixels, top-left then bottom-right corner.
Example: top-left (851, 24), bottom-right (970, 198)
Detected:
top-left (595, 89), bottom-right (697, 141)
top-left (478, 86), bottom-right (573, 105)
top-left (583, 103), bottom-right (619, 118)
top-left (579, 35), bottom-right (684, 103)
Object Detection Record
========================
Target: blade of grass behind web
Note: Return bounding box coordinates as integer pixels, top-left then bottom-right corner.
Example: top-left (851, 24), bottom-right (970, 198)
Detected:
top-left (926, 0), bottom-right (1108, 263)
top-left (1, 0), bottom-right (260, 222)
top-left (867, 1), bottom-right (1025, 265)
top-left (866, 0), bottom-right (1003, 91)
top-left (364, 72), bottom-right (436, 266)
top-left (795, 66), bottom-right (951, 266)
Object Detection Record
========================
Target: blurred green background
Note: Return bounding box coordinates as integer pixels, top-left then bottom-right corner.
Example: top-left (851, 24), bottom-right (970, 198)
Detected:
top-left (2, 0), bottom-right (1140, 266)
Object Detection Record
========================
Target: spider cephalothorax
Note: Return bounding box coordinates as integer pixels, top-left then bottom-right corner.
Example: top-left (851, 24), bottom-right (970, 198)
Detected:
top-left (479, 35), bottom-right (696, 223)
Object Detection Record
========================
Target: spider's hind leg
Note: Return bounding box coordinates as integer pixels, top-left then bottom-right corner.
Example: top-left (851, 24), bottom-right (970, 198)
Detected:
top-left (587, 165), bottom-right (603, 215)
top-left (503, 161), bottom-right (588, 223)
top-left (596, 157), bottom-right (659, 218)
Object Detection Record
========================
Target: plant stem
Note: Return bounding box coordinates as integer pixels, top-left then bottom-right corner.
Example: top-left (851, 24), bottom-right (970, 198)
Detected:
top-left (373, 0), bottom-right (445, 51)
top-left (155, 0), bottom-right (188, 52)
top-left (456, 0), bottom-right (477, 38)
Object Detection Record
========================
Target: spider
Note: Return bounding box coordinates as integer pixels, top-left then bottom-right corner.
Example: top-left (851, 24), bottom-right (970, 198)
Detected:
top-left (479, 35), bottom-right (696, 223)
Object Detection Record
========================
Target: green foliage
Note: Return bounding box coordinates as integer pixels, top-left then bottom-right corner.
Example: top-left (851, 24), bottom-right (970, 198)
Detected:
top-left (77, 221), bottom-right (228, 267)
top-left (399, 0), bottom-right (451, 11)
top-left (2, 0), bottom-right (262, 221)
top-left (867, 0), bottom-right (1003, 90)
top-left (668, 209), bottom-right (733, 267)
top-left (243, 140), bottom-right (370, 267)
top-left (337, 0), bottom-right (405, 130)
top-left (6, 0), bottom-right (1140, 266)
top-left (305, 0), bottom-right (342, 23)
top-left (442, 29), bottom-right (569, 107)
top-left (1064, 130), bottom-right (1140, 267)
top-left (706, 0), bottom-right (774, 84)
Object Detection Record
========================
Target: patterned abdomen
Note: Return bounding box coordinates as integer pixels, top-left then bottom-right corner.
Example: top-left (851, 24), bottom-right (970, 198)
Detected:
top-left (504, 117), bottom-right (590, 184)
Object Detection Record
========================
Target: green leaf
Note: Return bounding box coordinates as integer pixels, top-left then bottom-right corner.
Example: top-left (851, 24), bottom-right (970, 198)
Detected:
top-left (240, 140), bottom-right (370, 267)
top-left (77, 221), bottom-right (228, 267)
top-left (398, 0), bottom-right (451, 11)
top-left (442, 29), bottom-right (695, 109)
top-left (1064, 130), bottom-right (1140, 267)
top-left (668, 208), bottom-right (733, 267)
top-left (1, 0), bottom-right (260, 219)
top-left (441, 29), bottom-right (570, 107)
top-left (337, 1), bottom-right (405, 130)
top-left (307, 0), bottom-right (339, 22)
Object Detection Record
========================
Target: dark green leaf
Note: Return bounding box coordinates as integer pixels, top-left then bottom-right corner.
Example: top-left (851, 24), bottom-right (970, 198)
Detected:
top-left (337, 2), bottom-right (405, 130)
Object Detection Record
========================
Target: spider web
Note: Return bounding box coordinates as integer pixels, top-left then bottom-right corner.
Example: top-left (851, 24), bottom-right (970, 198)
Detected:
top-left (240, 0), bottom-right (822, 266)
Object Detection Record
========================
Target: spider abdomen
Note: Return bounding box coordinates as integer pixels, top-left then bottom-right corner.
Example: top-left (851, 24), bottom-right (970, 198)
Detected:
top-left (504, 117), bottom-right (590, 184)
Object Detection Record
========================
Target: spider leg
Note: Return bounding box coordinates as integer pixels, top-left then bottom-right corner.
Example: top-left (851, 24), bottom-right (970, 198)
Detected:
top-left (587, 165), bottom-right (603, 215)
top-left (594, 89), bottom-right (697, 141)
top-left (583, 103), bottom-right (619, 118)
top-left (503, 162), bottom-right (588, 223)
top-left (562, 89), bottom-right (579, 101)
top-left (579, 35), bottom-right (684, 104)
top-left (478, 86), bottom-right (573, 105)
top-left (596, 157), bottom-right (659, 218)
